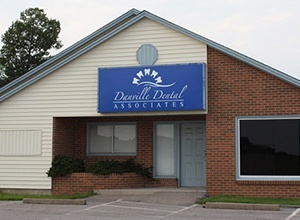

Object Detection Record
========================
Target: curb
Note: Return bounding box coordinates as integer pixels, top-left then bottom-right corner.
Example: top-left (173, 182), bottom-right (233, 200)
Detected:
top-left (94, 188), bottom-right (206, 196)
top-left (23, 198), bottom-right (86, 205)
top-left (204, 202), bottom-right (280, 211)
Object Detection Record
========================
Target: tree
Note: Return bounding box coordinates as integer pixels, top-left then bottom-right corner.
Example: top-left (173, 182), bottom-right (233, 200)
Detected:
top-left (0, 64), bottom-right (7, 87)
top-left (0, 7), bottom-right (62, 87)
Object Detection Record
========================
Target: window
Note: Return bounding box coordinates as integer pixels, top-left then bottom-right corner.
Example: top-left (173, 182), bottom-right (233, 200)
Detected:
top-left (154, 123), bottom-right (176, 177)
top-left (88, 123), bottom-right (136, 155)
top-left (236, 117), bottom-right (300, 180)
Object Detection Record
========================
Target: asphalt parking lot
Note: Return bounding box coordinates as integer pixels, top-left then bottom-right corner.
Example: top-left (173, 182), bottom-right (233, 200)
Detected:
top-left (0, 196), bottom-right (299, 220)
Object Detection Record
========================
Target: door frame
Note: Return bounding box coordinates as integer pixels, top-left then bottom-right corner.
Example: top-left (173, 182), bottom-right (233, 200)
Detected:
top-left (153, 120), bottom-right (206, 187)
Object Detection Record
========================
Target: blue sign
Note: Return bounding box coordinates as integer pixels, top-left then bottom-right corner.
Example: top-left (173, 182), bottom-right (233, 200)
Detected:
top-left (98, 63), bottom-right (206, 113)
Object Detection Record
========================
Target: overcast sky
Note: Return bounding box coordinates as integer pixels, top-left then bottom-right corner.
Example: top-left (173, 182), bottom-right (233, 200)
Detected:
top-left (1, 0), bottom-right (300, 79)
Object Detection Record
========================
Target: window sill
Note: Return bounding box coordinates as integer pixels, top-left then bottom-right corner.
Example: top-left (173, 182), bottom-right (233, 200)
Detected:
top-left (87, 154), bottom-right (137, 156)
top-left (153, 176), bottom-right (177, 179)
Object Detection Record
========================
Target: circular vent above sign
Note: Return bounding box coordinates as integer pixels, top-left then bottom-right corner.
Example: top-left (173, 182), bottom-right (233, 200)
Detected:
top-left (136, 44), bottom-right (158, 65)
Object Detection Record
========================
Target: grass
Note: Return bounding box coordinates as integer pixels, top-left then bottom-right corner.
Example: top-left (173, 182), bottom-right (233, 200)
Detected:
top-left (198, 195), bottom-right (300, 206)
top-left (0, 192), bottom-right (95, 201)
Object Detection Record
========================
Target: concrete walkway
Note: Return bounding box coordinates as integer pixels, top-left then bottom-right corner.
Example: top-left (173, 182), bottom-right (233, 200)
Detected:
top-left (92, 188), bottom-right (207, 206)
top-left (22, 188), bottom-right (283, 211)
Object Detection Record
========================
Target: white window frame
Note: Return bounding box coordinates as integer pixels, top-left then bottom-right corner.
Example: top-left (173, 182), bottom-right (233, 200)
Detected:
top-left (87, 122), bottom-right (137, 156)
top-left (236, 115), bottom-right (300, 181)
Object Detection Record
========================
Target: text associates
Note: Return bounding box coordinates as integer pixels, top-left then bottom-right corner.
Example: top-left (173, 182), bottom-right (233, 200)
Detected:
top-left (113, 85), bottom-right (188, 110)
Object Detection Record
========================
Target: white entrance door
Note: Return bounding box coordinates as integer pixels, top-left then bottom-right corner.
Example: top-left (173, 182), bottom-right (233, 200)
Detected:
top-left (180, 123), bottom-right (206, 187)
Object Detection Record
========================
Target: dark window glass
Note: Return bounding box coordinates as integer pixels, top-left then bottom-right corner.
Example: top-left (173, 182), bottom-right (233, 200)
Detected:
top-left (240, 119), bottom-right (300, 176)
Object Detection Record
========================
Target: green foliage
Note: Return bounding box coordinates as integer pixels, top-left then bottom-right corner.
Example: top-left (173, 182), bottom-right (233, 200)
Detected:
top-left (0, 7), bottom-right (62, 87)
top-left (0, 192), bottom-right (95, 201)
top-left (87, 159), bottom-right (154, 180)
top-left (198, 195), bottom-right (300, 205)
top-left (47, 157), bottom-right (153, 180)
top-left (0, 64), bottom-right (7, 87)
top-left (47, 156), bottom-right (85, 177)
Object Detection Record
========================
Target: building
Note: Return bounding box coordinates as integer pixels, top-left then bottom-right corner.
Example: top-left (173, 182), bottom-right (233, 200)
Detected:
top-left (0, 9), bottom-right (300, 197)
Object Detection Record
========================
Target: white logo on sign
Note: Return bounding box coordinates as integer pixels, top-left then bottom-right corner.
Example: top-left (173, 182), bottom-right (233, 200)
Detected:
top-left (132, 68), bottom-right (176, 87)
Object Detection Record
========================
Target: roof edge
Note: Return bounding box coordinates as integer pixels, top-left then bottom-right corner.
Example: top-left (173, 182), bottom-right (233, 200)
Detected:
top-left (140, 10), bottom-right (300, 88)
top-left (1, 9), bottom-right (299, 103)
top-left (0, 8), bottom-right (141, 95)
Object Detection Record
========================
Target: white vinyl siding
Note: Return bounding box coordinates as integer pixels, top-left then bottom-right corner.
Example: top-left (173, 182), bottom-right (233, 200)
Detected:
top-left (0, 130), bottom-right (42, 155)
top-left (0, 18), bottom-right (207, 189)
top-left (0, 18), bottom-right (206, 118)
top-left (0, 117), bottom-right (52, 189)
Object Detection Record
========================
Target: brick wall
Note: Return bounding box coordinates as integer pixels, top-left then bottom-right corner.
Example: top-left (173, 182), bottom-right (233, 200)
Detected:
top-left (52, 173), bottom-right (148, 195)
top-left (206, 46), bottom-right (300, 197)
top-left (52, 115), bottom-right (202, 194)
top-left (72, 115), bottom-right (204, 168)
top-left (52, 46), bottom-right (300, 197)
top-left (52, 173), bottom-right (179, 195)
top-left (53, 117), bottom-right (77, 157)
